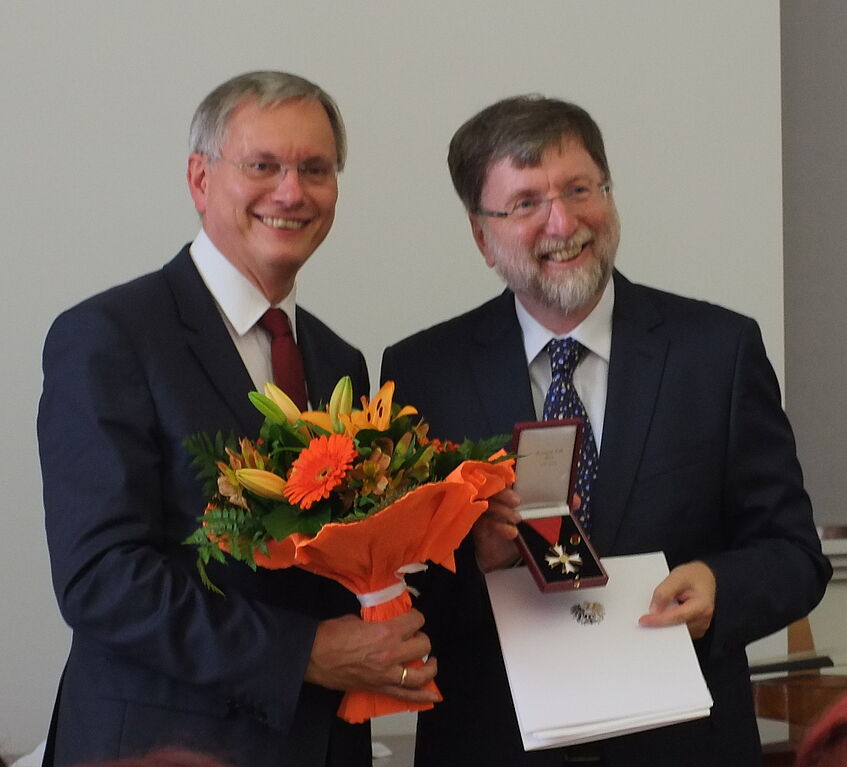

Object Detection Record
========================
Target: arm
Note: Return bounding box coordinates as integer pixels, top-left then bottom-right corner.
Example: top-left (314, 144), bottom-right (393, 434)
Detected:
top-left (38, 302), bottom-right (321, 726)
top-left (642, 319), bottom-right (830, 651)
top-left (39, 300), bottom-right (428, 728)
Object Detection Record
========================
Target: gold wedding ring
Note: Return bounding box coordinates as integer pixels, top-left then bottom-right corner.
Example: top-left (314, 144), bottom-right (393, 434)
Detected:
top-left (399, 666), bottom-right (408, 687)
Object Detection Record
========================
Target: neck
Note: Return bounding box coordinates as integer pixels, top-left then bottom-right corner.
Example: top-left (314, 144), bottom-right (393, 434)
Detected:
top-left (516, 290), bottom-right (604, 336)
top-left (253, 272), bottom-right (295, 305)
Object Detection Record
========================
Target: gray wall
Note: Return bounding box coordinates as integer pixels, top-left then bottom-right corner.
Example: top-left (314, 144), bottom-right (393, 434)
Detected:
top-left (0, 1), bottom-right (790, 757)
top-left (782, 0), bottom-right (847, 529)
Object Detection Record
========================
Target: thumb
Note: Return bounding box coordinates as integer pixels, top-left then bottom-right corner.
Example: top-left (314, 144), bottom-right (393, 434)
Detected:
top-left (647, 572), bottom-right (682, 613)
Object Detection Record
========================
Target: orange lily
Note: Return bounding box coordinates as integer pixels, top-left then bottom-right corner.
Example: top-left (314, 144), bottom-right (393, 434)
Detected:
top-left (299, 410), bottom-right (334, 433)
top-left (341, 381), bottom-right (418, 436)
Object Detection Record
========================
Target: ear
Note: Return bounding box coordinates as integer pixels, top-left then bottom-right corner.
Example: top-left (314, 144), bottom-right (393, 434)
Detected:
top-left (470, 214), bottom-right (496, 268)
top-left (187, 153), bottom-right (210, 215)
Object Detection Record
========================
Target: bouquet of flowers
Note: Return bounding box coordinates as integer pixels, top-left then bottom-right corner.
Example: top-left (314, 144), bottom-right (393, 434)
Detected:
top-left (184, 376), bottom-right (514, 723)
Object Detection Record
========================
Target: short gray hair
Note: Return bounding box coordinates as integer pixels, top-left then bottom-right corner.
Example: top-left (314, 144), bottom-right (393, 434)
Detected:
top-left (448, 95), bottom-right (610, 212)
top-left (188, 71), bottom-right (347, 170)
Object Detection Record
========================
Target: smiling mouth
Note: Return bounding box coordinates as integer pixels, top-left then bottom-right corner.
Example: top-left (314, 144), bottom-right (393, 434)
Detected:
top-left (536, 236), bottom-right (591, 263)
top-left (258, 215), bottom-right (307, 231)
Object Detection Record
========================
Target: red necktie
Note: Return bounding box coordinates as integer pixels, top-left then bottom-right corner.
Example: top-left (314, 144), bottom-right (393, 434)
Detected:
top-left (258, 308), bottom-right (308, 411)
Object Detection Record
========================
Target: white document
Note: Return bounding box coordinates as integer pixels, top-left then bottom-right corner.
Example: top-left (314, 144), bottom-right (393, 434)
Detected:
top-left (484, 551), bottom-right (713, 750)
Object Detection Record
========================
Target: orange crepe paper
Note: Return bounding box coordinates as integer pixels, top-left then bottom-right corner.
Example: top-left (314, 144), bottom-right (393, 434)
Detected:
top-left (250, 456), bottom-right (515, 723)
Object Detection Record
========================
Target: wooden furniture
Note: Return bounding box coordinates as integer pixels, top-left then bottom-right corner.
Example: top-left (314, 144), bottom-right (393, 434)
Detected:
top-left (752, 613), bottom-right (847, 765)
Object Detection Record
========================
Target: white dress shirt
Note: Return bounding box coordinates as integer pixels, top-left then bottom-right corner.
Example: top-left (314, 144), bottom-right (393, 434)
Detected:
top-left (515, 277), bottom-right (614, 450)
top-left (189, 228), bottom-right (299, 394)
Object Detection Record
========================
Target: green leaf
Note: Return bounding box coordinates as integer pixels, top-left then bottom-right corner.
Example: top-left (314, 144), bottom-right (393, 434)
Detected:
top-left (249, 392), bottom-right (286, 424)
top-left (183, 431), bottom-right (236, 498)
top-left (352, 427), bottom-right (385, 446)
top-left (459, 433), bottom-right (511, 460)
top-left (297, 504), bottom-right (333, 536)
top-left (196, 556), bottom-right (226, 596)
top-left (262, 504), bottom-right (304, 540)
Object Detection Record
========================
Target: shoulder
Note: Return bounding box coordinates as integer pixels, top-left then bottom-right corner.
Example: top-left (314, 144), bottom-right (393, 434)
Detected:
top-left (48, 247), bottom-right (190, 331)
top-left (615, 271), bottom-right (759, 338)
top-left (385, 291), bottom-right (514, 358)
top-left (42, 248), bottom-right (196, 367)
top-left (296, 306), bottom-right (363, 357)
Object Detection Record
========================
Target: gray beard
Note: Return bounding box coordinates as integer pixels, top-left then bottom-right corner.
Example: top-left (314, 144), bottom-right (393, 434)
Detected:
top-left (486, 206), bottom-right (620, 314)
top-left (493, 252), bottom-right (611, 314)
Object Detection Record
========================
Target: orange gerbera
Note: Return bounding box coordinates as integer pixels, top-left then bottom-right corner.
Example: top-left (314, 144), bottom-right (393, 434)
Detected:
top-left (284, 433), bottom-right (357, 509)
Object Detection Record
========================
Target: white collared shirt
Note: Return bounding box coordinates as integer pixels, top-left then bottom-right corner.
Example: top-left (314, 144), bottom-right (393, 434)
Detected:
top-left (189, 228), bottom-right (299, 393)
top-left (515, 278), bottom-right (614, 450)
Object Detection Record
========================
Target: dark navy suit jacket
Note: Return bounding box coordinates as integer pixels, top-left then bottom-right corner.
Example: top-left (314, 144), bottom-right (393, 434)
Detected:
top-left (381, 271), bottom-right (831, 767)
top-left (38, 246), bottom-right (371, 767)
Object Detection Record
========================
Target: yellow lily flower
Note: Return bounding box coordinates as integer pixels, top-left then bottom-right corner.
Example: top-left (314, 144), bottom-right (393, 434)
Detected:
top-left (236, 468), bottom-right (288, 500)
top-left (264, 382), bottom-right (302, 424)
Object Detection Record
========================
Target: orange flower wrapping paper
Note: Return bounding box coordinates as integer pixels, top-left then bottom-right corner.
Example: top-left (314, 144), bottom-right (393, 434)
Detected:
top-left (252, 456), bottom-right (515, 722)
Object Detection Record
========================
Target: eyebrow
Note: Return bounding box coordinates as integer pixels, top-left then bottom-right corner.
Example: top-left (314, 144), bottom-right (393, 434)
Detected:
top-left (242, 149), bottom-right (333, 164)
top-left (504, 174), bottom-right (598, 202)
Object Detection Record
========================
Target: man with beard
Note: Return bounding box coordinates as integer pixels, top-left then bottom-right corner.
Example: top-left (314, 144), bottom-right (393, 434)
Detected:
top-left (381, 96), bottom-right (830, 766)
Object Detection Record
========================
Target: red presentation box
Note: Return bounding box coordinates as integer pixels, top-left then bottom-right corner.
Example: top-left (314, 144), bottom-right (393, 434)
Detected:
top-left (511, 419), bottom-right (608, 593)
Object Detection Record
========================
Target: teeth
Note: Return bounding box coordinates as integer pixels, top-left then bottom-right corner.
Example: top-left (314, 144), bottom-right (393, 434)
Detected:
top-left (541, 242), bottom-right (586, 262)
top-left (260, 216), bottom-right (306, 230)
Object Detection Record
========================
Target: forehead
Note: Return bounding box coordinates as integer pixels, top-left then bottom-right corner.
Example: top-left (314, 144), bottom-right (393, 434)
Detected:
top-left (481, 138), bottom-right (603, 202)
top-left (222, 97), bottom-right (337, 159)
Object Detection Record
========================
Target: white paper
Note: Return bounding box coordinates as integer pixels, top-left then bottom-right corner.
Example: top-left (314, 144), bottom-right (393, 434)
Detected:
top-left (484, 552), bottom-right (713, 750)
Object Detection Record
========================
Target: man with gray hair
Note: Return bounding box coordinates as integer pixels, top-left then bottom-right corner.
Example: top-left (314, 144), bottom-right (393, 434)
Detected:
top-left (38, 71), bottom-right (437, 767)
top-left (382, 95), bottom-right (831, 765)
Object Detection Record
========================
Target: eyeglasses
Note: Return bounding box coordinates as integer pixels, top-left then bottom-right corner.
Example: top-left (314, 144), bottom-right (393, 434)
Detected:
top-left (476, 181), bottom-right (611, 221)
top-left (219, 156), bottom-right (338, 187)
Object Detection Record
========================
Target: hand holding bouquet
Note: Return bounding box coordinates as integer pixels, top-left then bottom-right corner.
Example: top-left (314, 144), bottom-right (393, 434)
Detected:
top-left (184, 377), bottom-right (514, 722)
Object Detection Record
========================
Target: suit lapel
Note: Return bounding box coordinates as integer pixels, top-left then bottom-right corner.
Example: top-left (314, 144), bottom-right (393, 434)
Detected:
top-left (591, 272), bottom-right (667, 554)
top-left (162, 247), bottom-right (261, 433)
top-left (471, 291), bottom-right (536, 438)
top-left (296, 310), bottom-right (331, 408)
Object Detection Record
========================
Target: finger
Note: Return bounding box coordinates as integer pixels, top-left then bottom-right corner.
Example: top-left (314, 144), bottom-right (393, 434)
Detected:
top-left (647, 574), bottom-right (685, 612)
top-left (639, 594), bottom-right (711, 633)
top-left (484, 503), bottom-right (522, 525)
top-left (481, 517), bottom-right (520, 540)
top-left (387, 608), bottom-right (426, 638)
top-left (382, 658), bottom-right (440, 702)
top-left (490, 487), bottom-right (521, 508)
top-left (397, 656), bottom-right (438, 688)
top-left (395, 632), bottom-right (432, 665)
top-left (381, 685), bottom-right (442, 704)
top-left (638, 601), bottom-right (689, 628)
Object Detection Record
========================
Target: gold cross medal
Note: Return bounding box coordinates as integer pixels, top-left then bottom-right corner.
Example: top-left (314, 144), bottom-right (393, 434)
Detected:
top-left (545, 544), bottom-right (583, 574)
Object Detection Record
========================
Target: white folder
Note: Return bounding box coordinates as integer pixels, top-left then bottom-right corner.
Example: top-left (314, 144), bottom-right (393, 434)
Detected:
top-left (484, 552), bottom-right (713, 750)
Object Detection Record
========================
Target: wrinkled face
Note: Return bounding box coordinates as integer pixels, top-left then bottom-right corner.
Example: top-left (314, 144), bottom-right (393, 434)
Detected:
top-left (187, 97), bottom-right (338, 300)
top-left (472, 138), bottom-right (620, 317)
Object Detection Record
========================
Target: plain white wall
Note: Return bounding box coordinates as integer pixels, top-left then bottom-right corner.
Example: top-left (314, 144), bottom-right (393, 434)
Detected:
top-left (0, 1), bottom-right (783, 756)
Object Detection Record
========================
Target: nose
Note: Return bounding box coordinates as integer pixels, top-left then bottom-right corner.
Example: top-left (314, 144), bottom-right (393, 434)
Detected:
top-left (544, 196), bottom-right (578, 238)
top-left (269, 168), bottom-right (306, 206)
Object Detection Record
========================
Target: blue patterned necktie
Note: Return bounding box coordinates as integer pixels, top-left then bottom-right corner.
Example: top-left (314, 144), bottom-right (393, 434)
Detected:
top-left (542, 338), bottom-right (598, 531)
